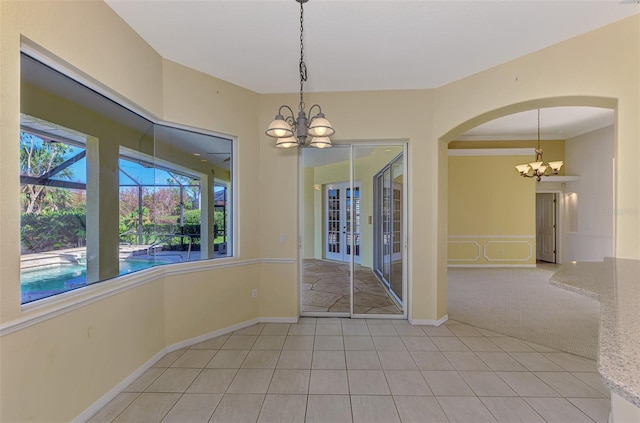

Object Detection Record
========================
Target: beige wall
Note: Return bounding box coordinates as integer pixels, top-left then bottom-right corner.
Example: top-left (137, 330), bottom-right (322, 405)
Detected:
top-left (1, 1), bottom-right (639, 421)
top-left (448, 154), bottom-right (536, 265)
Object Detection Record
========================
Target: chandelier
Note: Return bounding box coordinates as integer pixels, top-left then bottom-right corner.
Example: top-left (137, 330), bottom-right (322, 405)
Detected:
top-left (265, 0), bottom-right (335, 149)
top-left (515, 109), bottom-right (564, 181)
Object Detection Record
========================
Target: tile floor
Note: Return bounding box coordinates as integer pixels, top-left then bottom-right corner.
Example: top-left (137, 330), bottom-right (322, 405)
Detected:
top-left (88, 319), bottom-right (610, 423)
top-left (302, 259), bottom-right (402, 314)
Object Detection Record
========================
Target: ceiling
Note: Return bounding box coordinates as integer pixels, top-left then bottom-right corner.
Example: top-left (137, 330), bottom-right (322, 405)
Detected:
top-left (105, 0), bottom-right (637, 139)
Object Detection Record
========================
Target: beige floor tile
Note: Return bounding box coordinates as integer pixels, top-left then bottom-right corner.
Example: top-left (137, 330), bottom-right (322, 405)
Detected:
top-left (384, 370), bottom-right (432, 395)
top-left (305, 395), bottom-right (352, 423)
top-left (368, 324), bottom-right (398, 336)
top-left (436, 396), bottom-right (497, 423)
top-left (317, 317), bottom-right (342, 324)
top-left (314, 335), bottom-right (344, 350)
top-left (267, 369), bottom-right (310, 394)
top-left (315, 324), bottom-right (342, 335)
top-left (113, 392), bottom-right (181, 422)
top-left (190, 335), bottom-right (229, 350)
top-left (480, 397), bottom-right (545, 423)
top-left (442, 352), bottom-right (491, 371)
top-left (458, 336), bottom-right (502, 352)
top-left (209, 393), bottom-right (264, 423)
top-left (186, 369), bottom-right (237, 393)
top-left (496, 372), bottom-right (560, 397)
top-left (475, 352), bottom-right (527, 371)
top-left (153, 349), bottom-right (187, 368)
top-left (207, 350), bottom-right (249, 369)
top-left (241, 350), bottom-right (280, 369)
top-left (170, 349), bottom-right (217, 368)
top-left (161, 393), bottom-right (222, 423)
top-left (431, 337), bottom-right (470, 352)
top-left (377, 350), bottom-right (418, 370)
top-left (543, 352), bottom-right (597, 372)
top-left (221, 335), bottom-right (257, 350)
top-left (347, 369), bottom-right (390, 394)
top-left (422, 371), bottom-right (475, 396)
top-left (343, 336), bottom-right (375, 350)
top-left (392, 324), bottom-right (426, 337)
top-left (312, 350), bottom-right (346, 369)
top-left (572, 372), bottom-right (611, 397)
top-left (458, 371), bottom-right (518, 396)
top-left (146, 368), bottom-right (201, 393)
top-left (372, 336), bottom-right (407, 351)
top-left (447, 324), bottom-right (485, 337)
top-left (257, 394), bottom-right (307, 423)
top-left (261, 323), bottom-right (290, 335)
top-left (524, 397), bottom-right (593, 422)
top-left (277, 350), bottom-right (313, 369)
top-left (509, 352), bottom-right (564, 371)
top-left (86, 392), bottom-right (139, 423)
top-left (525, 342), bottom-right (558, 353)
top-left (288, 324), bottom-right (316, 335)
top-left (421, 325), bottom-right (455, 337)
top-left (309, 369), bottom-right (349, 394)
top-left (567, 398), bottom-right (611, 423)
top-left (342, 324), bottom-right (370, 336)
top-left (252, 335), bottom-right (286, 350)
top-left (227, 369), bottom-right (274, 393)
top-left (283, 335), bottom-right (315, 350)
top-left (410, 351), bottom-right (454, 371)
top-left (393, 396), bottom-right (448, 422)
top-left (233, 324), bottom-right (265, 336)
top-left (533, 372), bottom-right (605, 397)
top-left (351, 395), bottom-right (400, 423)
top-left (401, 336), bottom-right (438, 351)
top-left (490, 337), bottom-right (536, 352)
top-left (124, 368), bottom-right (165, 392)
top-left (298, 317), bottom-right (317, 324)
top-left (345, 350), bottom-right (382, 370)
top-left (476, 328), bottom-right (506, 337)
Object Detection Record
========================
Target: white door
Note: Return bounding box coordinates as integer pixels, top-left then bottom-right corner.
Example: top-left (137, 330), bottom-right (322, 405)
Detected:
top-left (325, 181), bottom-right (361, 263)
top-left (536, 193), bottom-right (556, 262)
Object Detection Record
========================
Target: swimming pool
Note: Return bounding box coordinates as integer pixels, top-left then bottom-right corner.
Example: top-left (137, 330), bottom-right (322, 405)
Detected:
top-left (20, 258), bottom-right (171, 304)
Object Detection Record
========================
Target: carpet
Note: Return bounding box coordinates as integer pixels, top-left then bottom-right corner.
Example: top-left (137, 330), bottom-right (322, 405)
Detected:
top-left (447, 267), bottom-right (599, 359)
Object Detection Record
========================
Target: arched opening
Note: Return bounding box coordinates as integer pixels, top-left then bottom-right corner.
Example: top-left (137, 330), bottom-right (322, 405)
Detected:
top-left (439, 96), bottom-right (616, 359)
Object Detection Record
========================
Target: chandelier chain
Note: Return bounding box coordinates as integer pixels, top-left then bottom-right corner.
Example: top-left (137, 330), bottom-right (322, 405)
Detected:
top-left (299, 0), bottom-right (307, 111)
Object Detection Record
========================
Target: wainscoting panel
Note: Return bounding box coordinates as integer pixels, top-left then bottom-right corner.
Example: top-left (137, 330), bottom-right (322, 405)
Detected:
top-left (448, 236), bottom-right (535, 266)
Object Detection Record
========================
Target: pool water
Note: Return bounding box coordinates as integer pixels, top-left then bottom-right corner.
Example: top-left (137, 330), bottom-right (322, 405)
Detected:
top-left (20, 258), bottom-right (170, 304)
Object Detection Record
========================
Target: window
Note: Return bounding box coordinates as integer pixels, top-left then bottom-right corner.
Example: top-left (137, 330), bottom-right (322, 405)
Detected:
top-left (19, 53), bottom-right (233, 304)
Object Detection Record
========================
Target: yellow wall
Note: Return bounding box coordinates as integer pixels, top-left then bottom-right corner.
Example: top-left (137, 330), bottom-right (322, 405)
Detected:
top-left (1, 1), bottom-right (639, 421)
top-left (448, 154), bottom-right (536, 265)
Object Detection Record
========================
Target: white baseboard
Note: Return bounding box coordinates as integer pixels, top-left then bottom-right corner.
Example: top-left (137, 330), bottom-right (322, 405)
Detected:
top-left (73, 316), bottom-right (297, 422)
top-left (259, 317), bottom-right (299, 324)
top-left (448, 264), bottom-right (536, 268)
top-left (409, 314), bottom-right (448, 327)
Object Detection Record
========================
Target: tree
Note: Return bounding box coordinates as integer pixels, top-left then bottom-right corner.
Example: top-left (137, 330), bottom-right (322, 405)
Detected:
top-left (20, 132), bottom-right (74, 213)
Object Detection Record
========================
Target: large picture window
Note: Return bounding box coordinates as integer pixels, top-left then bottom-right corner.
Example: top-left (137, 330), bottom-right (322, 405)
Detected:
top-left (19, 53), bottom-right (233, 304)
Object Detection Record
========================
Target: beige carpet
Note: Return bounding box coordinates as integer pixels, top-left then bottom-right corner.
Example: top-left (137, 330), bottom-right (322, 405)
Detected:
top-left (448, 267), bottom-right (599, 359)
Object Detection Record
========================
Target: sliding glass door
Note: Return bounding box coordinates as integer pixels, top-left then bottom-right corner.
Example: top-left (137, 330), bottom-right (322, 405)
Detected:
top-left (300, 144), bottom-right (406, 317)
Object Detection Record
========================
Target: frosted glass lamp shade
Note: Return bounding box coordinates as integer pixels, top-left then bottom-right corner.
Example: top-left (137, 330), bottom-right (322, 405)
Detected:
top-left (308, 115), bottom-right (335, 137)
top-left (548, 161), bottom-right (564, 172)
top-left (538, 165), bottom-right (548, 174)
top-left (266, 116), bottom-right (294, 138)
top-left (310, 136), bottom-right (332, 149)
top-left (529, 161), bottom-right (543, 171)
top-left (275, 136), bottom-right (298, 149)
top-left (515, 164), bottom-right (530, 174)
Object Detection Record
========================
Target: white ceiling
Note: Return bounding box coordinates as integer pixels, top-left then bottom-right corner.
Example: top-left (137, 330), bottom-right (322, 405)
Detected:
top-left (105, 0), bottom-right (636, 138)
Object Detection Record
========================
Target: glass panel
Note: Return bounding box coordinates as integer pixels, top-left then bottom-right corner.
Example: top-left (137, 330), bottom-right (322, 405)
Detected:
top-left (390, 155), bottom-right (404, 301)
top-left (19, 52), bottom-right (233, 304)
top-left (300, 146), bottom-right (351, 314)
top-left (354, 145), bottom-right (403, 315)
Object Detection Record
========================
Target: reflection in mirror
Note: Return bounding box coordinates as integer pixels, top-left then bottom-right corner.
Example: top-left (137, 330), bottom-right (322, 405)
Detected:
top-left (300, 145), bottom-right (405, 315)
top-left (19, 53), bottom-right (233, 304)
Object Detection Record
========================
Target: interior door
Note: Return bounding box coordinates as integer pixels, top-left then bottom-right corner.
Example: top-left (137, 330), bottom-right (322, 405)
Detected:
top-left (536, 193), bottom-right (556, 262)
top-left (325, 182), bottom-right (361, 264)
